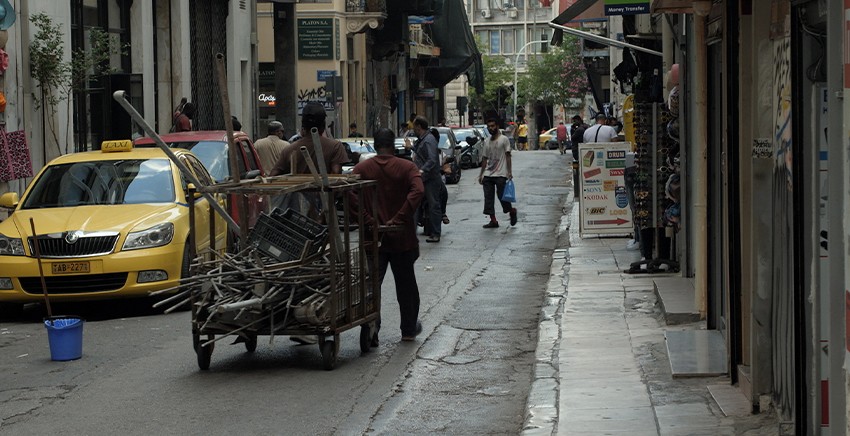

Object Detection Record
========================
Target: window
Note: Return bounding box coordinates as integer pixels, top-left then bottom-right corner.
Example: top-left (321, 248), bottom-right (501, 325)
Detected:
top-left (516, 29), bottom-right (525, 51)
top-left (502, 29), bottom-right (515, 54)
top-left (489, 31), bottom-right (500, 54)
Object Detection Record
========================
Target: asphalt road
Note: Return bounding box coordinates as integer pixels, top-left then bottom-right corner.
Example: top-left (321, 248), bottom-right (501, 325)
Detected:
top-left (0, 150), bottom-right (571, 435)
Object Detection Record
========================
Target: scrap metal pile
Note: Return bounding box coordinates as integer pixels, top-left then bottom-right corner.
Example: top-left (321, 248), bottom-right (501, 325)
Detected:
top-left (153, 207), bottom-right (366, 345)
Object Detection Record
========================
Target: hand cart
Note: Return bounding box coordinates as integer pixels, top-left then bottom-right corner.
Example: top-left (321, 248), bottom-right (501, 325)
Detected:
top-left (174, 174), bottom-right (380, 370)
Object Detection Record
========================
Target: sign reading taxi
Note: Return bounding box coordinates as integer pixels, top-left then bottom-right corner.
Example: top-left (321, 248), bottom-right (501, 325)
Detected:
top-left (101, 140), bottom-right (133, 153)
top-left (578, 142), bottom-right (633, 236)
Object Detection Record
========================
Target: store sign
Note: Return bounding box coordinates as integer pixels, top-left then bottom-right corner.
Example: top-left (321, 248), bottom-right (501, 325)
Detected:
top-left (257, 93), bottom-right (276, 107)
top-left (604, 0), bottom-right (649, 15)
top-left (298, 18), bottom-right (334, 60)
top-left (317, 70), bottom-right (336, 81)
top-left (414, 88), bottom-right (437, 100)
top-left (578, 142), bottom-right (633, 236)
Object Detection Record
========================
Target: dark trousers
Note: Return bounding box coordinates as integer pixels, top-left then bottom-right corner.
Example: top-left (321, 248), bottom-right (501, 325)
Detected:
top-left (419, 176), bottom-right (442, 236)
top-left (375, 249), bottom-right (420, 337)
top-left (482, 176), bottom-right (512, 216)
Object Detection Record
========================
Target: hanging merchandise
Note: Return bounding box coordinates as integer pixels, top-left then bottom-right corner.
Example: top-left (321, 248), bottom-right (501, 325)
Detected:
top-left (0, 129), bottom-right (33, 181)
top-left (0, 91), bottom-right (6, 113)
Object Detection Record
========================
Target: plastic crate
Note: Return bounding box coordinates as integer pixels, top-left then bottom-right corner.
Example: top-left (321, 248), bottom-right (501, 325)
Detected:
top-left (248, 214), bottom-right (310, 262)
top-left (270, 208), bottom-right (327, 242)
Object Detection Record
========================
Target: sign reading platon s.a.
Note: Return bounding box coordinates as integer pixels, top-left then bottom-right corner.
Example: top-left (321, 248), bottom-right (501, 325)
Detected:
top-left (298, 18), bottom-right (334, 60)
top-left (604, 0), bottom-right (649, 15)
top-left (578, 142), bottom-right (634, 236)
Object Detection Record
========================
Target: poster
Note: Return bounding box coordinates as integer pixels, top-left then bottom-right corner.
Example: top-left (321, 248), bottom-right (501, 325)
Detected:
top-left (578, 142), bottom-right (633, 236)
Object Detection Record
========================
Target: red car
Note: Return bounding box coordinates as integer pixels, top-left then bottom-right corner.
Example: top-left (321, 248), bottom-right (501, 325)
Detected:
top-left (134, 131), bottom-right (267, 229)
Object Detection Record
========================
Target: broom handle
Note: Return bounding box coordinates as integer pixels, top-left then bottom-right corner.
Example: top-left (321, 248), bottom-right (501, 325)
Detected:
top-left (29, 218), bottom-right (53, 320)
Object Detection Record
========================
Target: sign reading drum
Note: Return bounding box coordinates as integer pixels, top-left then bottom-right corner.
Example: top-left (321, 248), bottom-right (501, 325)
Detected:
top-left (578, 142), bottom-right (633, 236)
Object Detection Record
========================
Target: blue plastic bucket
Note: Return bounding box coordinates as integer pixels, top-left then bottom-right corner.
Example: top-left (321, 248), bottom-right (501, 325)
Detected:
top-left (44, 317), bottom-right (84, 361)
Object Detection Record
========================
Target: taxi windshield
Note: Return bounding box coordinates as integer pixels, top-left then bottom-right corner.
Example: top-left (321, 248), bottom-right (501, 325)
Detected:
top-left (22, 159), bottom-right (175, 208)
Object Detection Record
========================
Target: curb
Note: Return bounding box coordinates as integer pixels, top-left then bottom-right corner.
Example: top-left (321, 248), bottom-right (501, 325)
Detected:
top-left (521, 190), bottom-right (573, 435)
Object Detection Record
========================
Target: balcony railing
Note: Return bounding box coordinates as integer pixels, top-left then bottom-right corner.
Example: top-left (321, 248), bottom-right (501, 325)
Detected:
top-left (346, 0), bottom-right (386, 13)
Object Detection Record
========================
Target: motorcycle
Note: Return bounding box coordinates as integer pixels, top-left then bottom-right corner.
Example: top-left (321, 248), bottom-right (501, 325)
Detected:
top-left (458, 136), bottom-right (481, 169)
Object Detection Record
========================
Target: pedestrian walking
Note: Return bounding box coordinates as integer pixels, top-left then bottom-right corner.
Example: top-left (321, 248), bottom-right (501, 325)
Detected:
top-left (505, 121), bottom-right (517, 150)
top-left (269, 102), bottom-right (349, 177)
top-left (556, 120), bottom-right (568, 155)
top-left (351, 128), bottom-right (425, 343)
top-left (254, 121), bottom-right (290, 174)
top-left (583, 113), bottom-right (619, 143)
top-left (517, 121), bottom-right (528, 150)
top-left (404, 116), bottom-right (442, 243)
top-left (478, 117), bottom-right (517, 228)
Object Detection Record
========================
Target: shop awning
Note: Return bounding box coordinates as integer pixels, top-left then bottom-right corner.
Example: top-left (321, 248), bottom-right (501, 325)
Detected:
top-left (424, 0), bottom-right (484, 93)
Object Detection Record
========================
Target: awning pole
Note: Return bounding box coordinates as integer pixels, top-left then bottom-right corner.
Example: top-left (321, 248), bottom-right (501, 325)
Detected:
top-left (547, 22), bottom-right (663, 57)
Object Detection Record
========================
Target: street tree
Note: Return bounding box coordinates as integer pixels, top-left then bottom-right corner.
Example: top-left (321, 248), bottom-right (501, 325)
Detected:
top-left (524, 37), bottom-right (587, 123)
top-left (470, 38), bottom-right (513, 122)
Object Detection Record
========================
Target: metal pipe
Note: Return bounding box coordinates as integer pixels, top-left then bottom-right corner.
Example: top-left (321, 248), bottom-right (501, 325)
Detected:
top-left (111, 90), bottom-right (241, 234)
top-left (215, 53), bottom-right (250, 247)
top-left (547, 22), bottom-right (663, 57)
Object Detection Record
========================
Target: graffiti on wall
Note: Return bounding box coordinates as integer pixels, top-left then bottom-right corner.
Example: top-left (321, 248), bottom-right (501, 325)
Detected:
top-left (297, 86), bottom-right (334, 114)
top-left (773, 37), bottom-right (792, 191)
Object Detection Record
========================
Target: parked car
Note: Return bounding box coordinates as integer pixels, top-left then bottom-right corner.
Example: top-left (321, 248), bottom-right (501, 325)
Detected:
top-left (435, 127), bottom-right (461, 184)
top-left (394, 137), bottom-right (413, 160)
top-left (134, 131), bottom-right (266, 228)
top-left (339, 137), bottom-right (376, 174)
top-left (539, 128), bottom-right (561, 150)
top-left (0, 141), bottom-right (226, 306)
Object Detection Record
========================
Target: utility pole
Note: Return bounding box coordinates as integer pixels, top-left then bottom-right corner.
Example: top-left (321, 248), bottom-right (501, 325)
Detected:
top-left (273, 1), bottom-right (297, 138)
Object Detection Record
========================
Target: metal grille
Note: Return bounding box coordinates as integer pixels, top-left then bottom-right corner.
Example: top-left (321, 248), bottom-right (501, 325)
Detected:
top-left (20, 273), bottom-right (128, 294)
top-left (189, 0), bottom-right (229, 131)
top-left (28, 235), bottom-right (119, 258)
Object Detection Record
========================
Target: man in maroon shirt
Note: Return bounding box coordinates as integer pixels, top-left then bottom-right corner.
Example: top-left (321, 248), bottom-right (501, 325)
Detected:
top-left (353, 128), bottom-right (425, 343)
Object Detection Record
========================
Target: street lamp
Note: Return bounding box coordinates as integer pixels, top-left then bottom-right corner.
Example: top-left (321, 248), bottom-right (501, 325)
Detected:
top-left (512, 39), bottom-right (547, 122)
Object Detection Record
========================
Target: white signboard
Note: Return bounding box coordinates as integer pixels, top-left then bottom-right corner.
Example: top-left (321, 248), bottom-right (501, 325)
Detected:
top-left (578, 142), bottom-right (633, 236)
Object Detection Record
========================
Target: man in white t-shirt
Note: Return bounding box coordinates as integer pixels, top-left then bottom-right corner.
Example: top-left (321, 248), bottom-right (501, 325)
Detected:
top-left (583, 113), bottom-right (619, 143)
top-left (478, 118), bottom-right (517, 228)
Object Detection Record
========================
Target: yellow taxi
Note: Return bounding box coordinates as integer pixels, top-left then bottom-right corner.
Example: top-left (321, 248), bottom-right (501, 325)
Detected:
top-left (0, 140), bottom-right (226, 305)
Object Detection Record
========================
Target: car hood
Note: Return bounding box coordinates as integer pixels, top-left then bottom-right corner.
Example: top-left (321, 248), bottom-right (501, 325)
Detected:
top-left (0, 204), bottom-right (185, 238)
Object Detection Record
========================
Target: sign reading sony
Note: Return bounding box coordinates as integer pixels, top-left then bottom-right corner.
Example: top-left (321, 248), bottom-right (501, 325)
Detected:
top-left (604, 0), bottom-right (649, 15)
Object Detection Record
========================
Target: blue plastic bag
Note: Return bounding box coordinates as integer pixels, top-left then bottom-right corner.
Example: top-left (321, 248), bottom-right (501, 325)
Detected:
top-left (501, 179), bottom-right (517, 203)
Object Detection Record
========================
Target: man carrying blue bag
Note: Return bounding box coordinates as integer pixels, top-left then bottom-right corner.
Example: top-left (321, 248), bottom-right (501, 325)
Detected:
top-left (478, 117), bottom-right (517, 228)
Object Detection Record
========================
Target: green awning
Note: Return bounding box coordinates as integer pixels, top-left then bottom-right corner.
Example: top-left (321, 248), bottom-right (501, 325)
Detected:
top-left (424, 0), bottom-right (484, 93)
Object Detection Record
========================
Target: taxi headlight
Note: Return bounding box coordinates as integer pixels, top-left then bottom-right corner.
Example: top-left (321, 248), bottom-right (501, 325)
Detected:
top-left (122, 223), bottom-right (174, 251)
top-left (0, 234), bottom-right (24, 256)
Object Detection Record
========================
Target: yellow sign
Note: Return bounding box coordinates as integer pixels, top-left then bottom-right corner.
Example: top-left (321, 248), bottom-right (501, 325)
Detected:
top-left (101, 140), bottom-right (133, 152)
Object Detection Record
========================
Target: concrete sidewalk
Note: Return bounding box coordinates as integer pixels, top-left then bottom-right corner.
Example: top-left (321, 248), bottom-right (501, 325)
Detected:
top-left (522, 204), bottom-right (780, 435)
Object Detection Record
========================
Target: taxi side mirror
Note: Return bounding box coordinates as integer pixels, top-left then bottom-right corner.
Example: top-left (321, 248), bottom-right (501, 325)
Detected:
top-left (0, 192), bottom-right (18, 208)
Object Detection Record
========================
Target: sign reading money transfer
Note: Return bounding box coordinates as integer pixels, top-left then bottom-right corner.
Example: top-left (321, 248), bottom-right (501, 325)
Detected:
top-left (578, 142), bottom-right (633, 236)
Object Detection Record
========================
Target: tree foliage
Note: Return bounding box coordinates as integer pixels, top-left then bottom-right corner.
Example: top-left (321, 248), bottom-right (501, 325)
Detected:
top-left (524, 37), bottom-right (587, 111)
top-left (470, 37), bottom-right (513, 115)
top-left (30, 13), bottom-right (127, 153)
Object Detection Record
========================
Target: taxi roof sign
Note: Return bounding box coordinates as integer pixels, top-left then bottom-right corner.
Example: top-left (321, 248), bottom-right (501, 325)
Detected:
top-left (101, 140), bottom-right (133, 153)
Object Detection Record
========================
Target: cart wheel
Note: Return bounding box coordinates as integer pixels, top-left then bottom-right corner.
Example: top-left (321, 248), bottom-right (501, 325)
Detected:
top-left (319, 337), bottom-right (337, 370)
top-left (359, 324), bottom-right (372, 354)
top-left (244, 334), bottom-right (258, 353)
top-left (197, 335), bottom-right (214, 370)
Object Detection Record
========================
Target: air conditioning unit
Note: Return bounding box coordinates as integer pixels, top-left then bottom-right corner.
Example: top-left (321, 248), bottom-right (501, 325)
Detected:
top-left (506, 8), bottom-right (518, 18)
top-left (481, 9), bottom-right (492, 18)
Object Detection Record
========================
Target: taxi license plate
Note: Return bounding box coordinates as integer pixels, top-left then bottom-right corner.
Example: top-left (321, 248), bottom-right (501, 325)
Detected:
top-left (51, 262), bottom-right (90, 274)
